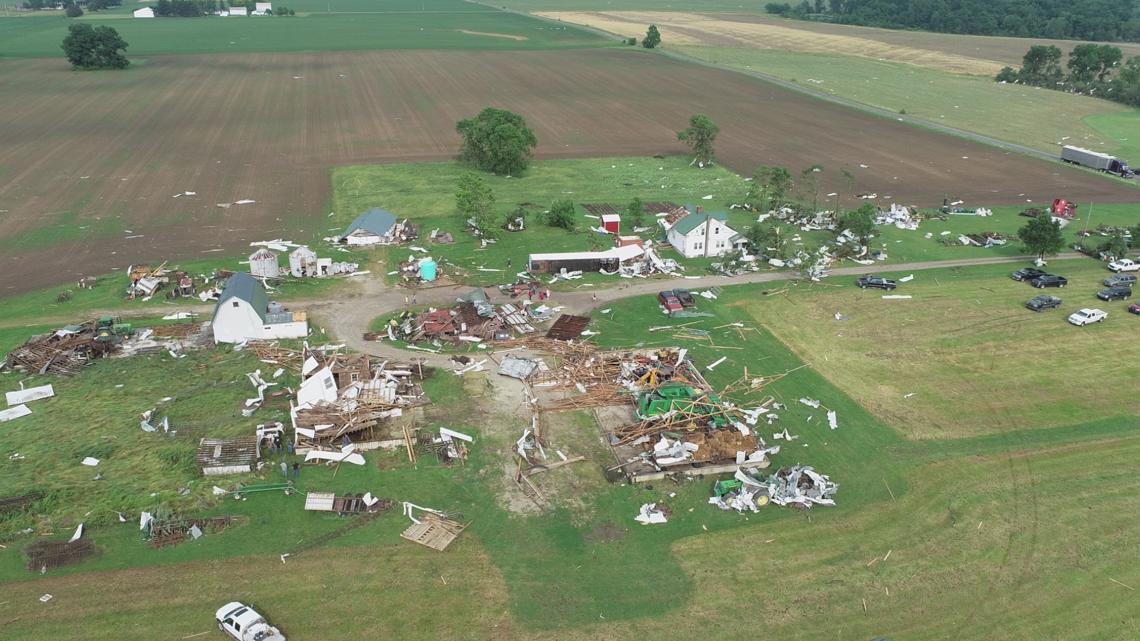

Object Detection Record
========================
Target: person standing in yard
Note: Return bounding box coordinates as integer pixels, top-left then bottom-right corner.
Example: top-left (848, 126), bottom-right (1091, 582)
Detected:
top-left (292, 462), bottom-right (300, 478)
top-left (280, 461), bottom-right (288, 478)
top-left (411, 293), bottom-right (417, 305)
top-left (507, 257), bottom-right (512, 268)
top-left (286, 439), bottom-right (294, 455)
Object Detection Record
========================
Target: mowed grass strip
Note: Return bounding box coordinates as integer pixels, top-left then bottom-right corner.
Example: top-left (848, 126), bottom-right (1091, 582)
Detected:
top-left (742, 259), bottom-right (1140, 438)
top-left (678, 47), bottom-right (1133, 158)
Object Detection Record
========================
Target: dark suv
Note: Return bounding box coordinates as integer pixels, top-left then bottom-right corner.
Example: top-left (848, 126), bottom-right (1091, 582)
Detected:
top-left (1103, 274), bottom-right (1137, 288)
top-left (1097, 286), bottom-right (1132, 301)
top-left (856, 276), bottom-right (897, 290)
top-left (1025, 295), bottom-right (1062, 312)
top-left (1030, 274), bottom-right (1068, 288)
top-left (1011, 267), bottom-right (1046, 282)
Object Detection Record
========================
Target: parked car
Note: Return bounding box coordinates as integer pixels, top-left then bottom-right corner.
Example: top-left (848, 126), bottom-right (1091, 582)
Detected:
top-left (1103, 273), bottom-right (1137, 287)
top-left (657, 290), bottom-right (683, 314)
top-left (1108, 258), bottom-right (1140, 272)
top-left (1068, 308), bottom-right (1107, 326)
top-left (1097, 286), bottom-right (1133, 301)
top-left (856, 275), bottom-right (897, 290)
top-left (1030, 274), bottom-right (1068, 288)
top-left (672, 288), bottom-right (696, 307)
top-left (1010, 267), bottom-right (1046, 282)
top-left (216, 602), bottom-right (285, 641)
top-left (1129, 302), bottom-right (1140, 315)
top-left (1025, 295), bottom-right (1062, 312)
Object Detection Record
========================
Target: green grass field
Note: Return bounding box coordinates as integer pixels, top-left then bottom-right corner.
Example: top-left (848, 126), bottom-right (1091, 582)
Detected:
top-left (499, 0), bottom-right (769, 11)
top-left (0, 0), bottom-right (607, 58)
top-left (332, 157), bottom-right (751, 286)
top-left (741, 259), bottom-right (1140, 439)
top-left (678, 46), bottom-right (1139, 159)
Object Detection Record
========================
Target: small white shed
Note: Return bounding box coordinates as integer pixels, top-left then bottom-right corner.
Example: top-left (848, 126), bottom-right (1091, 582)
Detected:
top-left (289, 246), bottom-right (318, 277)
top-left (133, 7), bottom-right (155, 18)
top-left (249, 248), bottom-right (280, 279)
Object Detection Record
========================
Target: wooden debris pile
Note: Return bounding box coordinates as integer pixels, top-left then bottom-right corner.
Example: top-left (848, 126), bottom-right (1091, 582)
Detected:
top-left (292, 346), bottom-right (430, 447)
top-left (25, 539), bottom-right (96, 571)
top-left (3, 321), bottom-right (119, 376)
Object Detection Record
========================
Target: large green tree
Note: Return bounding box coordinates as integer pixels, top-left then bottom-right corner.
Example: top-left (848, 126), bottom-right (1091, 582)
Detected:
top-left (455, 172), bottom-right (497, 240)
top-left (61, 23), bottom-right (129, 70)
top-left (626, 197), bottom-right (644, 228)
top-left (643, 24), bottom-right (661, 49)
top-left (838, 203), bottom-right (876, 242)
top-left (456, 108), bottom-right (537, 176)
top-left (543, 200), bottom-right (577, 231)
top-left (677, 114), bottom-right (719, 167)
top-left (1067, 43), bottom-right (1123, 84)
top-left (1018, 214), bottom-right (1065, 259)
top-left (1018, 45), bottom-right (1063, 85)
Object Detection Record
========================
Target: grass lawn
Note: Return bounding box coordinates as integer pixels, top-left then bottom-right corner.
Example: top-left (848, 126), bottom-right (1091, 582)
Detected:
top-left (332, 157), bottom-right (751, 286)
top-left (740, 258), bottom-right (1140, 438)
top-left (1085, 110), bottom-right (1140, 167)
top-left (2, 274), bottom-right (1140, 638)
top-left (677, 46), bottom-right (1137, 158)
top-left (0, 3), bottom-right (607, 58)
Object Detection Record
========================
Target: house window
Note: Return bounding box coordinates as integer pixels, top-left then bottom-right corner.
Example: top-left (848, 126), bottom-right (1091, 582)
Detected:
top-left (714, 227), bottom-right (720, 234)
top-left (349, 372), bottom-right (359, 383)
top-left (232, 301), bottom-right (240, 308)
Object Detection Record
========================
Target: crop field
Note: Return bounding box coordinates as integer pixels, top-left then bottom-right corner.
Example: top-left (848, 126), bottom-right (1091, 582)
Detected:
top-left (0, 0), bottom-right (605, 57)
top-left (537, 10), bottom-right (1140, 73)
top-left (3, 277), bottom-right (1140, 640)
top-left (2, 48), bottom-right (1135, 297)
top-left (679, 47), bottom-right (1133, 157)
top-left (743, 259), bottom-right (1140, 439)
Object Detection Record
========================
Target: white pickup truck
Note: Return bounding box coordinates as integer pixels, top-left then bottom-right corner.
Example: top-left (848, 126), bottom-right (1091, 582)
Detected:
top-left (216, 602), bottom-right (286, 641)
top-left (1068, 308), bottom-right (1107, 326)
top-left (1108, 258), bottom-right (1140, 273)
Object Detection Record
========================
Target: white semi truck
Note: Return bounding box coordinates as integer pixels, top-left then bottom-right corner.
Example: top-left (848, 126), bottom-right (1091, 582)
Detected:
top-left (1061, 145), bottom-right (1134, 178)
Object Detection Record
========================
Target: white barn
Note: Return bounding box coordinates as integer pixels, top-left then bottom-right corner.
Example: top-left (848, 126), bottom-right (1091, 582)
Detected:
top-left (133, 6), bottom-right (155, 17)
top-left (211, 272), bottom-right (308, 344)
top-left (664, 210), bottom-right (742, 259)
top-left (340, 209), bottom-right (400, 246)
top-left (253, 1), bottom-right (272, 14)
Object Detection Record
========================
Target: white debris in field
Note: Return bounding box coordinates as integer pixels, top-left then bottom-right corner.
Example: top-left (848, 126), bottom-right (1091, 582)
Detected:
top-left (899, 274), bottom-right (914, 282)
top-left (635, 503), bottom-right (668, 525)
top-left (882, 295), bottom-right (912, 299)
top-left (81, 457), bottom-right (100, 466)
top-left (799, 398), bottom-right (820, 409)
top-left (827, 410), bottom-right (838, 430)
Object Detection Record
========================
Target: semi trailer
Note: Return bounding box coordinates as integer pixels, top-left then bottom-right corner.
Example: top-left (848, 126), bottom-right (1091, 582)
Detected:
top-left (1060, 145), bottom-right (1134, 178)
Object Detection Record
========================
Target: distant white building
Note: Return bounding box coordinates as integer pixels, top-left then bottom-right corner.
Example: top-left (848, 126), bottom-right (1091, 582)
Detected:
top-left (211, 273), bottom-right (308, 344)
top-left (133, 6), bottom-right (155, 18)
top-left (252, 1), bottom-right (272, 14)
top-left (663, 209), bottom-right (742, 259)
top-left (229, 6), bottom-right (248, 15)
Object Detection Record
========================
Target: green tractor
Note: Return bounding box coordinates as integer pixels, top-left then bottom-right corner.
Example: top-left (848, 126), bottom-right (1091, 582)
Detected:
top-left (94, 316), bottom-right (132, 343)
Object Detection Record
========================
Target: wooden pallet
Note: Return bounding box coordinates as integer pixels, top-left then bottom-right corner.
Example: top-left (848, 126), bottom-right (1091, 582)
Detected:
top-left (400, 514), bottom-right (467, 551)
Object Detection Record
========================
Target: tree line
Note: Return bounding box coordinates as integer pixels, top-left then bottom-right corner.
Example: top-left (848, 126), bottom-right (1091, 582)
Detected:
top-left (997, 44), bottom-right (1140, 108)
top-left (25, 0), bottom-right (120, 11)
top-left (765, 0), bottom-right (1140, 44)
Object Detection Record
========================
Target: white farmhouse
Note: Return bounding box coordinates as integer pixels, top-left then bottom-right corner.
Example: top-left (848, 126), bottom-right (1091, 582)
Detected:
top-left (340, 208), bottom-right (401, 246)
top-left (211, 272), bottom-right (308, 344)
top-left (133, 6), bottom-right (155, 17)
top-left (664, 209), bottom-right (742, 258)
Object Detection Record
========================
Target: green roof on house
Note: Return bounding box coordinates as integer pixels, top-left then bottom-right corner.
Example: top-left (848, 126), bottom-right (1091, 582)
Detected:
top-left (671, 210), bottom-right (727, 236)
top-left (213, 272), bottom-right (268, 323)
